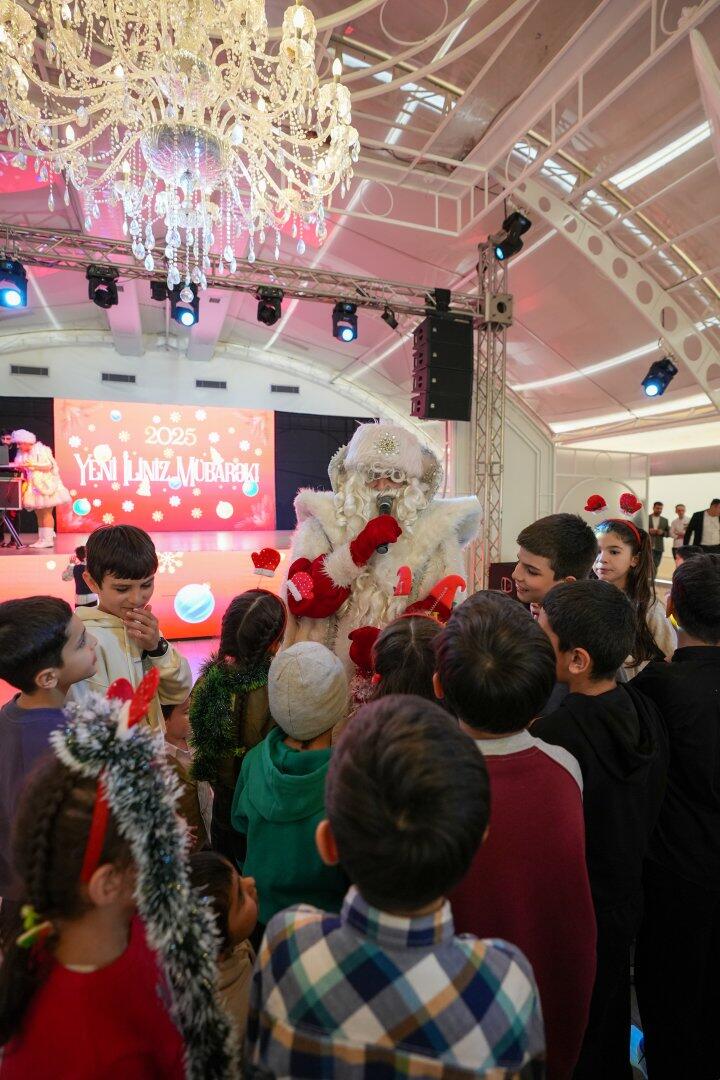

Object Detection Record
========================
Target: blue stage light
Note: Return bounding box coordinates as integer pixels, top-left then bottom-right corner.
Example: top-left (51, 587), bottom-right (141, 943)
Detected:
top-left (332, 301), bottom-right (358, 343)
top-left (169, 283), bottom-right (200, 328)
top-left (178, 307), bottom-right (197, 327)
top-left (641, 356), bottom-right (677, 398)
top-left (0, 259), bottom-right (27, 310)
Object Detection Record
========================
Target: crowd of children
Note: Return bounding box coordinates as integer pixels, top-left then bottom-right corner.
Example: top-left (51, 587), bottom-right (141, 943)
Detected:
top-left (0, 514), bottom-right (717, 1079)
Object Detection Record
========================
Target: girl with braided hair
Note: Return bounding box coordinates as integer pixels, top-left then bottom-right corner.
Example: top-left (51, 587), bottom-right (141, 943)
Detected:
top-left (0, 756), bottom-right (185, 1078)
top-left (594, 519), bottom-right (676, 678)
top-left (190, 590), bottom-right (287, 864)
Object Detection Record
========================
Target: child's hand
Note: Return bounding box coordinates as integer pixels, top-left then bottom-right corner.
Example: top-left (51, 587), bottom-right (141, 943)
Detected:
top-left (125, 605), bottom-right (161, 651)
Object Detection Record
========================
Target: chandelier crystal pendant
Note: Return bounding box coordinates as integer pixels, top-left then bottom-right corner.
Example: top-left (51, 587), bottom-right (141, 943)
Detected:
top-left (0, 0), bottom-right (360, 289)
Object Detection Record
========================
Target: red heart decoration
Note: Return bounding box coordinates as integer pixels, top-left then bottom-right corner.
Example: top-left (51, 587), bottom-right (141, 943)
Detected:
top-left (107, 678), bottom-right (134, 702)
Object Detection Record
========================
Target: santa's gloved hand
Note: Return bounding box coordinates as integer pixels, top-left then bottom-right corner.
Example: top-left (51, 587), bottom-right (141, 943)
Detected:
top-left (285, 556), bottom-right (350, 619)
top-left (349, 515), bottom-right (402, 567)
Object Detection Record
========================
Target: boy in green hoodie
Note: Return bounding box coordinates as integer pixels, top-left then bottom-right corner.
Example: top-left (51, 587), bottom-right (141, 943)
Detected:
top-left (231, 641), bottom-right (349, 927)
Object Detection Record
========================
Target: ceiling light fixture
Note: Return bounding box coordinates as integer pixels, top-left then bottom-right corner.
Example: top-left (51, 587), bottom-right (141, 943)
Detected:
top-left (333, 301), bottom-right (357, 343)
top-left (610, 121), bottom-right (710, 190)
top-left (381, 305), bottom-right (399, 330)
top-left (493, 211), bottom-right (532, 261)
top-left (642, 356), bottom-right (678, 397)
top-left (86, 264), bottom-right (119, 309)
top-left (170, 283), bottom-right (199, 327)
top-left (0, 258), bottom-right (28, 309)
top-left (256, 286), bottom-right (284, 327)
top-left (0, 1), bottom-right (359, 292)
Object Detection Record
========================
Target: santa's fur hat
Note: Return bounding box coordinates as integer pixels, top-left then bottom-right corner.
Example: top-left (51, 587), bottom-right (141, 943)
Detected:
top-left (11, 429), bottom-right (36, 444)
top-left (329, 422), bottom-right (443, 497)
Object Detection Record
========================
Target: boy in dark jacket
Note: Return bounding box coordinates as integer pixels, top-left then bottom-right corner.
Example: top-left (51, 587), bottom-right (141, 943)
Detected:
top-left (533, 579), bottom-right (668, 1080)
top-left (633, 554), bottom-right (720, 1078)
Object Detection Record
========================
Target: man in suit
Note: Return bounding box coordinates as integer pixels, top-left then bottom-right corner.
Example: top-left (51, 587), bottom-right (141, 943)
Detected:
top-left (684, 498), bottom-right (720, 553)
top-left (648, 501), bottom-right (670, 576)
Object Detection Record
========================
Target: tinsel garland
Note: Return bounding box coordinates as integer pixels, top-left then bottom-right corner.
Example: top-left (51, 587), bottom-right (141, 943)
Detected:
top-left (189, 655), bottom-right (271, 783)
top-left (52, 694), bottom-right (238, 1080)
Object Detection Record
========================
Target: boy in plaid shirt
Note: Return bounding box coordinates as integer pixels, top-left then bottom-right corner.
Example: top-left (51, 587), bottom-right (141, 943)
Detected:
top-left (246, 695), bottom-right (545, 1078)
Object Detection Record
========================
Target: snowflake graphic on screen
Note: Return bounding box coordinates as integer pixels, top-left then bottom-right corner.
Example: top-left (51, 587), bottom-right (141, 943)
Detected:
top-left (169, 496), bottom-right (181, 507)
top-left (102, 513), bottom-right (114, 525)
top-left (191, 507), bottom-right (203, 519)
top-left (163, 448), bottom-right (175, 459)
top-left (195, 409), bottom-right (207, 421)
top-left (170, 411), bottom-right (181, 423)
top-left (254, 448), bottom-right (263, 457)
top-left (111, 482), bottom-right (121, 491)
top-left (192, 487), bottom-right (201, 497)
top-left (152, 510), bottom-right (164, 523)
top-left (118, 431), bottom-right (130, 443)
top-left (208, 432), bottom-right (220, 444)
top-left (68, 435), bottom-right (81, 448)
top-left (121, 500), bottom-right (134, 513)
top-left (239, 440), bottom-right (250, 452)
top-left (92, 499), bottom-right (102, 508)
top-left (88, 424), bottom-right (96, 432)
top-left (158, 551), bottom-right (183, 575)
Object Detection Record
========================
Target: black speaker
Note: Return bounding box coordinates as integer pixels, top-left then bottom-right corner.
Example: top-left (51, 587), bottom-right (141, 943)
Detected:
top-left (410, 315), bottom-right (474, 421)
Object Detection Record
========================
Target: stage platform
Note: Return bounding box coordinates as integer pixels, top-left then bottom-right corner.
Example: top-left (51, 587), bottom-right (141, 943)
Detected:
top-left (0, 530), bottom-right (292, 639)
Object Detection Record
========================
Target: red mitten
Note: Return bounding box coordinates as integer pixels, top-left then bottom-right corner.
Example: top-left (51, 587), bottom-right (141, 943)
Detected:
top-left (349, 515), bottom-right (402, 567)
top-left (619, 493), bottom-right (643, 516)
top-left (584, 494), bottom-right (607, 514)
top-left (286, 556), bottom-right (351, 619)
top-left (252, 547), bottom-right (281, 577)
top-left (348, 625), bottom-right (381, 678)
top-left (287, 571), bottom-right (314, 604)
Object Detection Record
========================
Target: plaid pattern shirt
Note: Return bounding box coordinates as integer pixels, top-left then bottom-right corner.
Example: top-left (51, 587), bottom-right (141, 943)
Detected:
top-left (246, 886), bottom-right (545, 1078)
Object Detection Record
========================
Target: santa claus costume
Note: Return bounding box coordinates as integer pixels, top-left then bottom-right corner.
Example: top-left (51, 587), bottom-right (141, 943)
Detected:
top-left (283, 422), bottom-right (481, 670)
top-left (12, 428), bottom-right (70, 548)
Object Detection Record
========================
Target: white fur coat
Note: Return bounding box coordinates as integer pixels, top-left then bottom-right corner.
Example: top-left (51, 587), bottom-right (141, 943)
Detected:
top-left (284, 490), bottom-right (482, 670)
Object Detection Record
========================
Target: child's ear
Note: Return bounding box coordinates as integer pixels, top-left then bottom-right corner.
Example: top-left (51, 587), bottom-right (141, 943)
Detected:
top-left (86, 862), bottom-right (132, 908)
top-left (568, 646), bottom-right (592, 677)
top-left (83, 570), bottom-right (101, 593)
top-left (34, 665), bottom-right (60, 691)
top-left (432, 671), bottom-right (444, 700)
top-left (315, 819), bottom-right (339, 866)
top-left (562, 575), bottom-right (577, 584)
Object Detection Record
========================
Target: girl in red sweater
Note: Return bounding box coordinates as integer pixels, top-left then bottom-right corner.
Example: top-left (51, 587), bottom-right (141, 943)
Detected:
top-left (0, 755), bottom-right (186, 1079)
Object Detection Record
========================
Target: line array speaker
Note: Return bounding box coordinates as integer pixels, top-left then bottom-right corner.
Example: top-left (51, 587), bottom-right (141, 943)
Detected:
top-left (410, 315), bottom-right (474, 421)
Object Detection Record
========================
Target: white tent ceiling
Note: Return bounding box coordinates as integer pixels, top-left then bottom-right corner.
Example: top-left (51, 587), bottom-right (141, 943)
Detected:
top-left (1, 0), bottom-right (720, 455)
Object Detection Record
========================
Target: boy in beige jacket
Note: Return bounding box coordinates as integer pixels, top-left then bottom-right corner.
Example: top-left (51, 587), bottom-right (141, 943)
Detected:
top-left (68, 524), bottom-right (192, 731)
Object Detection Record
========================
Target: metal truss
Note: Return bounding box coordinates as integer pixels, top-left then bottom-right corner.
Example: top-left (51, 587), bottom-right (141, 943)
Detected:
top-left (471, 243), bottom-right (508, 590)
top-left (0, 223), bottom-right (480, 319)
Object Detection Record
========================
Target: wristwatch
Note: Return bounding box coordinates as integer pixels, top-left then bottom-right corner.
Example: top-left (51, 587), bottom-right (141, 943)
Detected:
top-left (143, 636), bottom-right (169, 659)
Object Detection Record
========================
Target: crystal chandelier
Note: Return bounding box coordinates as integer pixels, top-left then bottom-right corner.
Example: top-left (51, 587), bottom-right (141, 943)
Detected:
top-left (0, 0), bottom-right (360, 291)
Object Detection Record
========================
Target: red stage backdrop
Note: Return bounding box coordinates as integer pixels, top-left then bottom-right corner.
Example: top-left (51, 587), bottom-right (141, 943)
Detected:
top-left (54, 399), bottom-right (276, 533)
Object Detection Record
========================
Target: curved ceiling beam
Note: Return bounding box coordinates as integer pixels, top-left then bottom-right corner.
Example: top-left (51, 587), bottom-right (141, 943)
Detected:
top-left (351, 0), bottom-right (535, 101)
top-left (267, 0), bottom-right (385, 39)
top-left (516, 176), bottom-right (720, 410)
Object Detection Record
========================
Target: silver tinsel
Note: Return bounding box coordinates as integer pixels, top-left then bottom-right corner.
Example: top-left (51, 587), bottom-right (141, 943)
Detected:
top-left (51, 692), bottom-right (238, 1080)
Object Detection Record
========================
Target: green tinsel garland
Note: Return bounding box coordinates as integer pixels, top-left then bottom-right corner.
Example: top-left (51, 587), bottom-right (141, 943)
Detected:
top-left (53, 693), bottom-right (238, 1080)
top-left (189, 655), bottom-right (271, 784)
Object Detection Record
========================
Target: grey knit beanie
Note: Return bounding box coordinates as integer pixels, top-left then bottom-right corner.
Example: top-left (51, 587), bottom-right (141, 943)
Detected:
top-left (268, 642), bottom-right (348, 741)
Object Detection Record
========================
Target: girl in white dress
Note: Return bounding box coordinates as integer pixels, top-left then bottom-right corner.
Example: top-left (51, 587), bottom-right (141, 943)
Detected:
top-left (11, 428), bottom-right (70, 548)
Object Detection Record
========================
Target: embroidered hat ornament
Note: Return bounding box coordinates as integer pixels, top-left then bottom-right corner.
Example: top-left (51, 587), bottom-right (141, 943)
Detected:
top-left (50, 672), bottom-right (238, 1079)
top-left (327, 421), bottom-right (444, 499)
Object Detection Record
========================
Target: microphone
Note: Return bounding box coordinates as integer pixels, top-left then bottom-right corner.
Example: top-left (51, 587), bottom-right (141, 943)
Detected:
top-left (376, 493), bottom-right (394, 554)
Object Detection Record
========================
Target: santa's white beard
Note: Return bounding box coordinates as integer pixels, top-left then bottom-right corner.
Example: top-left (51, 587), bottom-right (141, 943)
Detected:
top-left (332, 473), bottom-right (430, 627)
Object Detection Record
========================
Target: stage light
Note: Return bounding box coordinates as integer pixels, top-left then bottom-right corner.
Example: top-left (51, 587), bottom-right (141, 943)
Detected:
top-left (641, 356), bottom-right (678, 398)
top-left (381, 305), bottom-right (399, 330)
top-left (150, 280), bottom-right (168, 302)
top-left (0, 258), bottom-right (28, 309)
top-left (86, 264), bottom-right (119, 309)
top-left (256, 286), bottom-right (284, 326)
top-left (493, 211), bottom-right (532, 261)
top-left (170, 283), bottom-right (199, 327)
top-left (332, 301), bottom-right (358, 343)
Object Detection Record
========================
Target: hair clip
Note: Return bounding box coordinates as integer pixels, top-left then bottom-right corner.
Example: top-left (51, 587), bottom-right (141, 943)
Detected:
top-left (16, 904), bottom-right (53, 949)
